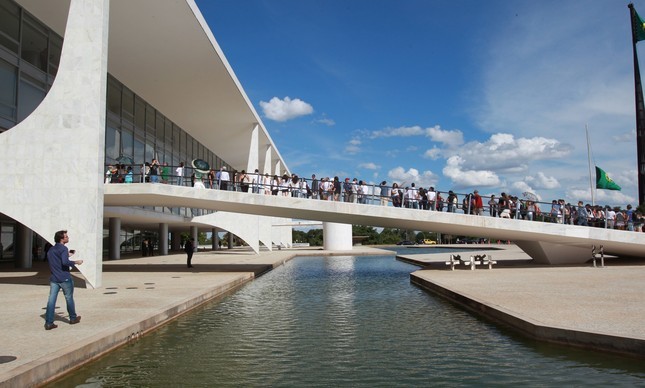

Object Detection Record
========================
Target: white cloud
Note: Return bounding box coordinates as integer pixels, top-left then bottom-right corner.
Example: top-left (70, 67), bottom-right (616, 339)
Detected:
top-left (425, 125), bottom-right (463, 148)
top-left (369, 125), bottom-right (463, 147)
top-left (316, 117), bottom-right (336, 126)
top-left (525, 172), bottom-right (560, 190)
top-left (423, 147), bottom-right (441, 160)
top-left (387, 166), bottom-right (438, 188)
top-left (612, 130), bottom-right (634, 143)
top-left (260, 96), bottom-right (314, 122)
top-left (511, 181), bottom-right (533, 194)
top-left (359, 162), bottom-right (379, 170)
top-left (566, 188), bottom-right (635, 208)
top-left (344, 138), bottom-right (361, 154)
top-left (371, 125), bottom-right (424, 138)
top-left (442, 155), bottom-right (501, 188)
top-left (444, 133), bottom-right (571, 173)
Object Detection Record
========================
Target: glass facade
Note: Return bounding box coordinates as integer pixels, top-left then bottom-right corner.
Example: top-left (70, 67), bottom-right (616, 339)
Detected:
top-left (0, 0), bottom-right (60, 131)
top-left (105, 75), bottom-right (230, 175)
top-left (0, 0), bottom-right (233, 256)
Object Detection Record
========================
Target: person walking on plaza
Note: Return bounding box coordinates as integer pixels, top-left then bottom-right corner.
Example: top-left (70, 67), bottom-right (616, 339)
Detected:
top-left (185, 238), bottom-right (195, 268)
top-left (44, 230), bottom-right (83, 330)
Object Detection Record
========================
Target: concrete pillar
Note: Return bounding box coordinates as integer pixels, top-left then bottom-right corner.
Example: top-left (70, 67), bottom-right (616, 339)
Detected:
top-left (211, 228), bottom-right (218, 250)
top-left (246, 123), bottom-right (259, 174)
top-left (190, 226), bottom-right (198, 251)
top-left (323, 222), bottom-right (352, 251)
top-left (274, 160), bottom-right (281, 177)
top-left (108, 217), bottom-right (121, 260)
top-left (171, 232), bottom-right (181, 251)
top-left (158, 223), bottom-right (168, 255)
top-left (15, 223), bottom-right (32, 269)
top-left (228, 233), bottom-right (234, 249)
top-left (263, 146), bottom-right (272, 175)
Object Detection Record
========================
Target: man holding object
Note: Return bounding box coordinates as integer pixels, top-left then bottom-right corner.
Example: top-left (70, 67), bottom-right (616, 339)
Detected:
top-left (44, 230), bottom-right (83, 330)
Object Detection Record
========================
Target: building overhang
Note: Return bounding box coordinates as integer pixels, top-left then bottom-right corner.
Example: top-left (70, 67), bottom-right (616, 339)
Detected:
top-left (16, 0), bottom-right (287, 173)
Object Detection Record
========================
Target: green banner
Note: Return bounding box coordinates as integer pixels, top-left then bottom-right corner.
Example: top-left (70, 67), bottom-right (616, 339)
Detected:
top-left (595, 166), bottom-right (621, 191)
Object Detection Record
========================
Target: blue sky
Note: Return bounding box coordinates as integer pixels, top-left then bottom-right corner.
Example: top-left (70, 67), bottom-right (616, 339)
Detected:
top-left (197, 0), bottom-right (643, 207)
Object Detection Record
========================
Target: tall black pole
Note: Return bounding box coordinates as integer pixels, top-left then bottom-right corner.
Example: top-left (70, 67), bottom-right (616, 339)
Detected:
top-left (629, 3), bottom-right (645, 206)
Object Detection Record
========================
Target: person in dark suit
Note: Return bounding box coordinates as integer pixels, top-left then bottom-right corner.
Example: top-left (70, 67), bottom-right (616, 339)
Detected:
top-left (185, 238), bottom-right (194, 268)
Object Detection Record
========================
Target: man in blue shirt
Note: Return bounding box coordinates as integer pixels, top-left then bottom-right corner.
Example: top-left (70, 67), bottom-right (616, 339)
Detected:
top-left (44, 230), bottom-right (83, 330)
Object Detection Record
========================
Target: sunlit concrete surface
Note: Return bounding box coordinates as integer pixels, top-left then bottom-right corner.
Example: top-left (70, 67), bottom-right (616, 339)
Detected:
top-left (404, 246), bottom-right (645, 357)
top-left (104, 183), bottom-right (645, 264)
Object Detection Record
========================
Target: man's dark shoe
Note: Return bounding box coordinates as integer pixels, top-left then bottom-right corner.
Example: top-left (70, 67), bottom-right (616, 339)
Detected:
top-left (69, 316), bottom-right (81, 325)
top-left (45, 323), bottom-right (58, 330)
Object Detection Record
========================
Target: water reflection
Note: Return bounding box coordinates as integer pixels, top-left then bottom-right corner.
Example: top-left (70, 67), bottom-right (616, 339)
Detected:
top-left (52, 255), bottom-right (645, 387)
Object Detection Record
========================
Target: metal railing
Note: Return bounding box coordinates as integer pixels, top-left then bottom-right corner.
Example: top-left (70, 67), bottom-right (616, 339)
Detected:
top-left (104, 165), bottom-right (638, 230)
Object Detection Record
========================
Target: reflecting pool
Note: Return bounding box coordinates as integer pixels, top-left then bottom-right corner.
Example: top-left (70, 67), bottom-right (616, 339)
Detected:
top-left (52, 253), bottom-right (645, 387)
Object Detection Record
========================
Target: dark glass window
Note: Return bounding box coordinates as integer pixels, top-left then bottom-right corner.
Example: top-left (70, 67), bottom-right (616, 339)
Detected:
top-left (17, 78), bottom-right (45, 121)
top-left (145, 141), bottom-right (155, 162)
top-left (105, 122), bottom-right (120, 163)
top-left (107, 78), bottom-right (121, 115)
top-left (48, 34), bottom-right (61, 77)
top-left (121, 87), bottom-right (134, 122)
top-left (0, 58), bottom-right (17, 120)
top-left (134, 137), bottom-right (144, 165)
top-left (121, 126), bottom-right (133, 159)
top-left (134, 97), bottom-right (145, 130)
top-left (21, 15), bottom-right (48, 72)
top-left (0, 0), bottom-right (20, 54)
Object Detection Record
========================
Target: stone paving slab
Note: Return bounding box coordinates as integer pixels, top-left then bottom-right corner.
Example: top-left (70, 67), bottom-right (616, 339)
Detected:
top-left (405, 246), bottom-right (645, 357)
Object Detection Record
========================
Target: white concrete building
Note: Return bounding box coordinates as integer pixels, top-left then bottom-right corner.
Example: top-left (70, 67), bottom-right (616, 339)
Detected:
top-left (0, 0), bottom-right (294, 287)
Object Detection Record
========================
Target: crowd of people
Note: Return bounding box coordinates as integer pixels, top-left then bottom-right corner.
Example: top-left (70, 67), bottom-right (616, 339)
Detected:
top-left (105, 162), bottom-right (643, 232)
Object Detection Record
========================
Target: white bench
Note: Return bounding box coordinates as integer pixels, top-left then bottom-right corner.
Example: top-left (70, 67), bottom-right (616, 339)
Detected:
top-left (444, 254), bottom-right (461, 270)
top-left (479, 255), bottom-right (497, 269)
top-left (461, 255), bottom-right (482, 270)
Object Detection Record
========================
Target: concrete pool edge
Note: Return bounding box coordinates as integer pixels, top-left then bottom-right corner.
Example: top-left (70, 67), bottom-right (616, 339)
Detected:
top-left (410, 273), bottom-right (645, 358)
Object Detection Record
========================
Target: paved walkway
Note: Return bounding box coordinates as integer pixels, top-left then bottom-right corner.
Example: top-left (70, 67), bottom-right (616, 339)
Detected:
top-left (400, 245), bottom-right (645, 357)
top-left (0, 245), bottom-right (643, 386)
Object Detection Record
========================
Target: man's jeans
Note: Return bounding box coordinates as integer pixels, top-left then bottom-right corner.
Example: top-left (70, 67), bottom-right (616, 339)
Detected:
top-left (45, 278), bottom-right (77, 324)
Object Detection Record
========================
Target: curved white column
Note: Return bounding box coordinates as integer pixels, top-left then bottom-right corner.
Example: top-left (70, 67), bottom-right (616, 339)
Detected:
top-left (246, 123), bottom-right (259, 174)
top-left (0, 0), bottom-right (109, 288)
top-left (323, 222), bottom-right (352, 251)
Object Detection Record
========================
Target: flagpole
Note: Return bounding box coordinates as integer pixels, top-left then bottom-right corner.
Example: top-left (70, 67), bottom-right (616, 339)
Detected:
top-left (628, 3), bottom-right (645, 206)
top-left (586, 124), bottom-right (595, 206)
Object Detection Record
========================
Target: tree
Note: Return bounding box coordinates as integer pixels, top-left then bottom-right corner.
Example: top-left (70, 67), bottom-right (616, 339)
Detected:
top-left (306, 229), bottom-right (323, 246)
top-left (352, 225), bottom-right (380, 245)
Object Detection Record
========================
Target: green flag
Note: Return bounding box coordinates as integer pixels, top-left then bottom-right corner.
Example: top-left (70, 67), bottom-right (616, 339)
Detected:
top-left (632, 5), bottom-right (645, 42)
top-left (596, 166), bottom-right (621, 191)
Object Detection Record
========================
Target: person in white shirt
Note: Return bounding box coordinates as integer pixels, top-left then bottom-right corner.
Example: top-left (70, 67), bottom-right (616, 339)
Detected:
top-left (605, 206), bottom-right (616, 229)
top-left (218, 166), bottom-right (230, 190)
top-left (175, 162), bottom-right (184, 186)
top-left (360, 181), bottom-right (369, 204)
top-left (406, 183), bottom-right (419, 209)
top-left (426, 187), bottom-right (436, 211)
